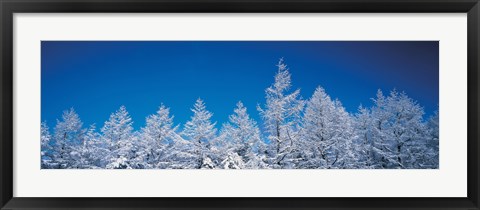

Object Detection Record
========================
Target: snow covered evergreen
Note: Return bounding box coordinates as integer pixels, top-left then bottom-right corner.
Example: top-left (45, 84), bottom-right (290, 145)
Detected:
top-left (298, 87), bottom-right (357, 169)
top-left (141, 104), bottom-right (178, 168)
top-left (219, 101), bottom-right (268, 169)
top-left (101, 106), bottom-right (137, 169)
top-left (41, 59), bottom-right (439, 169)
top-left (257, 58), bottom-right (305, 168)
top-left (50, 108), bottom-right (85, 169)
top-left (182, 98), bottom-right (219, 169)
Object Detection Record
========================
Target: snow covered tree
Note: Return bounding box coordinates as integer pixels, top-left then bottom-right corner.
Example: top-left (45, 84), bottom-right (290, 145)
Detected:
top-left (331, 100), bottom-right (358, 168)
top-left (369, 90), bottom-right (428, 168)
top-left (298, 86), bottom-right (334, 168)
top-left (68, 124), bottom-right (107, 168)
top-left (257, 58), bottom-right (304, 168)
top-left (219, 101), bottom-right (268, 169)
top-left (41, 122), bottom-right (52, 151)
top-left (299, 86), bottom-right (356, 169)
top-left (41, 122), bottom-right (54, 168)
top-left (423, 110), bottom-right (439, 168)
top-left (141, 104), bottom-right (179, 168)
top-left (52, 108), bottom-right (84, 168)
top-left (427, 111), bottom-right (439, 141)
top-left (101, 106), bottom-right (136, 169)
top-left (167, 132), bottom-right (198, 169)
top-left (182, 99), bottom-right (218, 169)
top-left (353, 105), bottom-right (376, 168)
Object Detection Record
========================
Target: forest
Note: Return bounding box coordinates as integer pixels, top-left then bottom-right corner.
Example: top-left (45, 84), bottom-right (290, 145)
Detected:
top-left (41, 59), bottom-right (439, 169)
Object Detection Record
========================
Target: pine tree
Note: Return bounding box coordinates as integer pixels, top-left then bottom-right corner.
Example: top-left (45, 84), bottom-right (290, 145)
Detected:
top-left (52, 108), bottom-right (84, 168)
top-left (72, 125), bottom-right (101, 168)
top-left (424, 110), bottom-right (439, 168)
top-left (167, 132), bottom-right (197, 169)
top-left (331, 99), bottom-right (357, 168)
top-left (257, 58), bottom-right (304, 168)
top-left (220, 101), bottom-right (268, 169)
top-left (77, 124), bottom-right (108, 168)
top-left (182, 99), bottom-right (218, 169)
top-left (299, 86), bottom-right (355, 169)
top-left (369, 90), bottom-right (427, 168)
top-left (101, 106), bottom-right (136, 169)
top-left (353, 105), bottom-right (375, 168)
top-left (41, 121), bottom-right (54, 168)
top-left (141, 104), bottom-right (179, 168)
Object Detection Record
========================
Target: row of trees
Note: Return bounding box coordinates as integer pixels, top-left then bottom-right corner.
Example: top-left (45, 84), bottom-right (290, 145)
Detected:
top-left (41, 59), bottom-right (439, 169)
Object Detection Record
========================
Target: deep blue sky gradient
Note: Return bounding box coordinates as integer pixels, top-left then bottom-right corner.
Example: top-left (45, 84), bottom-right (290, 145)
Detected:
top-left (41, 41), bottom-right (439, 131)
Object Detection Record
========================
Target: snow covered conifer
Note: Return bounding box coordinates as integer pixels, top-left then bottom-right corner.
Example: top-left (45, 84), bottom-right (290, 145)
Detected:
top-left (167, 132), bottom-right (197, 169)
top-left (300, 86), bottom-right (355, 169)
top-left (220, 101), bottom-right (267, 169)
top-left (369, 90), bottom-right (428, 168)
top-left (257, 58), bottom-right (304, 168)
top-left (182, 99), bottom-right (218, 169)
top-left (75, 124), bottom-right (107, 168)
top-left (41, 121), bottom-right (54, 168)
top-left (102, 106), bottom-right (133, 144)
top-left (353, 105), bottom-right (375, 168)
top-left (101, 106), bottom-right (135, 169)
top-left (141, 104), bottom-right (179, 168)
top-left (331, 99), bottom-right (357, 168)
top-left (52, 108), bottom-right (84, 168)
top-left (423, 110), bottom-right (439, 168)
top-left (41, 122), bottom-right (52, 150)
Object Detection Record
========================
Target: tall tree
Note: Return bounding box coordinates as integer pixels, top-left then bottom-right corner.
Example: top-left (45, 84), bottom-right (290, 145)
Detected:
top-left (41, 121), bottom-right (54, 168)
top-left (52, 108), bottom-right (84, 168)
top-left (71, 124), bottom-right (107, 168)
top-left (182, 99), bottom-right (218, 169)
top-left (423, 110), bottom-right (439, 168)
top-left (369, 90), bottom-right (427, 168)
top-left (220, 101), bottom-right (268, 169)
top-left (299, 86), bottom-right (356, 169)
top-left (257, 58), bottom-right (304, 168)
top-left (101, 106), bottom-right (136, 169)
top-left (167, 132), bottom-right (198, 169)
top-left (331, 99), bottom-right (357, 168)
top-left (141, 104), bottom-right (179, 168)
top-left (353, 105), bottom-right (376, 168)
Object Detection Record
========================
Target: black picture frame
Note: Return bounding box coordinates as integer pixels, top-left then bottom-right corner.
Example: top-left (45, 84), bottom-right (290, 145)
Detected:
top-left (1, 0), bottom-right (479, 209)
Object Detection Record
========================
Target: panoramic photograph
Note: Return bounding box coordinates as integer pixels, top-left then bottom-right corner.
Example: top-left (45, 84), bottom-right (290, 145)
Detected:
top-left (41, 41), bottom-right (439, 169)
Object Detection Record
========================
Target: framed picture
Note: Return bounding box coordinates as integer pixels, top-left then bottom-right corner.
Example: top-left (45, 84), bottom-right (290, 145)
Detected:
top-left (1, 0), bottom-right (479, 209)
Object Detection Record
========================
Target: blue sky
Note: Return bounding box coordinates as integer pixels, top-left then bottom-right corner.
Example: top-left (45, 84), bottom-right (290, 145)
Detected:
top-left (41, 41), bottom-right (439, 130)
